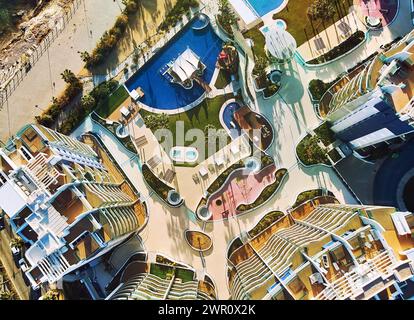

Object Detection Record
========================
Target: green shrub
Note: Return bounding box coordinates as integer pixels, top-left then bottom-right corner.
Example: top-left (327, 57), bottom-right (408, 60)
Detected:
top-left (207, 161), bottom-right (245, 194)
top-left (296, 135), bottom-right (330, 166)
top-left (308, 31), bottom-right (365, 65)
top-left (248, 211), bottom-right (284, 238)
top-left (237, 169), bottom-right (288, 212)
top-left (308, 79), bottom-right (333, 101)
top-left (142, 164), bottom-right (173, 201)
top-left (292, 189), bottom-right (335, 208)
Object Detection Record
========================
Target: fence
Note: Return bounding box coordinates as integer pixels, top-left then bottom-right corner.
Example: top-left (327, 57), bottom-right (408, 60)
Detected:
top-left (0, 0), bottom-right (84, 109)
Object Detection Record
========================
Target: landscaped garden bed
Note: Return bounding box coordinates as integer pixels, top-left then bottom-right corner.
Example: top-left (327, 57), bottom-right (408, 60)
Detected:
top-left (272, 0), bottom-right (353, 47)
top-left (216, 0), bottom-right (237, 37)
top-left (91, 112), bottom-right (137, 154)
top-left (292, 189), bottom-right (335, 209)
top-left (296, 134), bottom-right (330, 166)
top-left (236, 168), bottom-right (288, 212)
top-left (248, 211), bottom-right (284, 238)
top-left (207, 161), bottom-right (245, 194)
top-left (159, 0), bottom-right (200, 32)
top-left (185, 230), bottom-right (213, 252)
top-left (95, 85), bottom-right (129, 118)
top-left (314, 122), bottom-right (336, 147)
top-left (215, 70), bottom-right (232, 89)
top-left (142, 164), bottom-right (174, 203)
top-left (307, 31), bottom-right (366, 65)
top-left (140, 93), bottom-right (236, 151)
top-left (308, 78), bottom-right (337, 102)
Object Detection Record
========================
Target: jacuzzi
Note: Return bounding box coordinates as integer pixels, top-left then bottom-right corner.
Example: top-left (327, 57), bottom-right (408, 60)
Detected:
top-left (170, 146), bottom-right (199, 163)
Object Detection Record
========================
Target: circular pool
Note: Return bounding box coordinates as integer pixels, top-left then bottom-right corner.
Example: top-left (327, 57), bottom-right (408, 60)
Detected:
top-left (192, 13), bottom-right (210, 30)
top-left (275, 19), bottom-right (287, 30)
top-left (268, 69), bottom-right (283, 85)
top-left (167, 190), bottom-right (183, 207)
top-left (244, 157), bottom-right (261, 173)
top-left (116, 125), bottom-right (130, 139)
top-left (197, 205), bottom-right (213, 222)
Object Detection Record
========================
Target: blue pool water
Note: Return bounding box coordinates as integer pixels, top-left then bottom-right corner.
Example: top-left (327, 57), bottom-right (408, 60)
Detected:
top-left (125, 17), bottom-right (223, 111)
top-left (186, 150), bottom-right (198, 161)
top-left (222, 102), bottom-right (242, 139)
top-left (247, 0), bottom-right (286, 17)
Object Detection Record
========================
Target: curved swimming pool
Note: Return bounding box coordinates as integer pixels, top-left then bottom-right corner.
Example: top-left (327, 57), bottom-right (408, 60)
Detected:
top-left (125, 16), bottom-right (223, 112)
top-left (221, 101), bottom-right (242, 139)
top-left (246, 0), bottom-right (288, 17)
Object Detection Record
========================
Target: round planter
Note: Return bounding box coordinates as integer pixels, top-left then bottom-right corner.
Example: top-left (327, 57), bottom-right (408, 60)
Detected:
top-left (167, 190), bottom-right (183, 207)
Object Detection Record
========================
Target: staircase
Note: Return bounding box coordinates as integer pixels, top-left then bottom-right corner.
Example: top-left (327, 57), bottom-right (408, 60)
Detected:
top-left (43, 206), bottom-right (69, 237)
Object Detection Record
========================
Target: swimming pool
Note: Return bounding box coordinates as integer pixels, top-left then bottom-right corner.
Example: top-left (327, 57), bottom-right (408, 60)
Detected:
top-left (125, 16), bottom-right (223, 112)
top-left (246, 0), bottom-right (287, 17)
top-left (221, 101), bottom-right (242, 139)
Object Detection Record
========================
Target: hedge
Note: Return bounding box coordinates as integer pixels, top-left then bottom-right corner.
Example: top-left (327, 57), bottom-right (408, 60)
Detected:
top-left (236, 168), bottom-right (288, 212)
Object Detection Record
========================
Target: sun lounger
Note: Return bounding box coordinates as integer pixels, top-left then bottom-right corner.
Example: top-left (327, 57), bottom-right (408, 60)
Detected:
top-left (314, 37), bottom-right (326, 51)
top-left (147, 155), bottom-right (161, 168)
top-left (135, 135), bottom-right (148, 148)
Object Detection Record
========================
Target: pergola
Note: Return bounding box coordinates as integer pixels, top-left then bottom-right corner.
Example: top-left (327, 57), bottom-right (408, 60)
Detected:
top-left (265, 26), bottom-right (297, 62)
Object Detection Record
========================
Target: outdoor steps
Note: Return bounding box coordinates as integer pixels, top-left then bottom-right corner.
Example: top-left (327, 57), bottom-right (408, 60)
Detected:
top-left (44, 206), bottom-right (69, 237)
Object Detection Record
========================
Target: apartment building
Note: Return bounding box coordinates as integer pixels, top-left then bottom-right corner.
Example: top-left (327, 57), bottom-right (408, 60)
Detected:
top-left (326, 30), bottom-right (414, 158)
top-left (108, 255), bottom-right (216, 300)
top-left (0, 124), bottom-right (147, 289)
top-left (227, 196), bottom-right (414, 300)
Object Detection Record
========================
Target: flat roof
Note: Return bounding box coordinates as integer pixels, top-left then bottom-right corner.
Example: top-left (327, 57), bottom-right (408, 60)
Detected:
top-left (229, 0), bottom-right (258, 25)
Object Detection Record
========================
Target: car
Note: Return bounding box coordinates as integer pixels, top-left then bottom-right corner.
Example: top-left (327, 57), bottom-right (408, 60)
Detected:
top-left (18, 258), bottom-right (30, 272)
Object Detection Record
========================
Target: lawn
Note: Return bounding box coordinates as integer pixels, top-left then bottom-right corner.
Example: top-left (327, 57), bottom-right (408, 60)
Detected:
top-left (95, 85), bottom-right (129, 118)
top-left (273, 0), bottom-right (353, 46)
top-left (215, 70), bottom-right (231, 89)
top-left (140, 93), bottom-right (235, 147)
top-left (150, 263), bottom-right (174, 279)
top-left (244, 27), bottom-right (267, 61)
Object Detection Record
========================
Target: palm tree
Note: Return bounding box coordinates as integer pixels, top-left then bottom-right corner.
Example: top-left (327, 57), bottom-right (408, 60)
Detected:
top-left (307, 0), bottom-right (336, 50)
top-left (80, 94), bottom-right (96, 112)
top-left (10, 237), bottom-right (24, 249)
top-left (218, 0), bottom-right (237, 35)
top-left (61, 69), bottom-right (77, 85)
top-left (42, 289), bottom-right (60, 300)
top-left (144, 113), bottom-right (169, 131)
top-left (79, 51), bottom-right (91, 63)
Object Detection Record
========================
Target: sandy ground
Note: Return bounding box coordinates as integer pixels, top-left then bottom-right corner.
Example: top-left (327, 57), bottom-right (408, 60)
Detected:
top-left (0, 0), bottom-right (74, 86)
